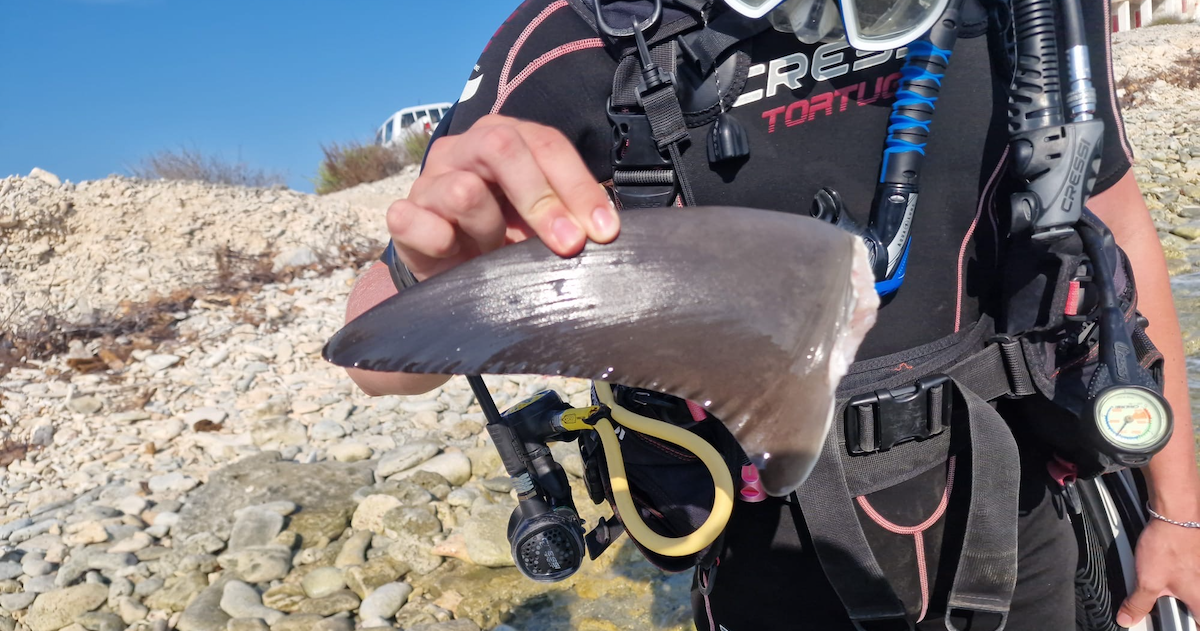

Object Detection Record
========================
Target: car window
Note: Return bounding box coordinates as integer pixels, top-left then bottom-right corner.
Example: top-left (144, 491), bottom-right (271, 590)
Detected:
top-left (400, 113), bottom-right (416, 128)
top-left (385, 120), bottom-right (394, 141)
top-left (428, 109), bottom-right (441, 123)
top-left (375, 129), bottom-right (383, 145)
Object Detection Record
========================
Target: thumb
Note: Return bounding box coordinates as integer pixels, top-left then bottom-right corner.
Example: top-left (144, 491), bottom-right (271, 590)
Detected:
top-left (1117, 582), bottom-right (1161, 628)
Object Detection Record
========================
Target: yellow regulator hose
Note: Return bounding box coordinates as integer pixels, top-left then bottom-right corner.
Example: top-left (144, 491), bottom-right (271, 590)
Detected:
top-left (585, 381), bottom-right (735, 557)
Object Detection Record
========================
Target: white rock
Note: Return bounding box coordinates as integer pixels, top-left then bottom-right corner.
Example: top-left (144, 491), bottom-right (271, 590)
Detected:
top-left (272, 245), bottom-right (318, 272)
top-left (310, 420), bottom-right (346, 441)
top-left (358, 582), bottom-right (412, 625)
top-left (328, 443), bottom-right (372, 462)
top-left (219, 580), bottom-right (284, 625)
top-left (182, 407), bottom-right (228, 424)
top-left (351, 495), bottom-right (403, 533)
top-left (376, 441), bottom-right (440, 478)
top-left (28, 167), bottom-right (61, 187)
top-left (143, 354), bottom-right (181, 372)
top-left (148, 472), bottom-right (198, 495)
top-left (394, 451), bottom-right (472, 486)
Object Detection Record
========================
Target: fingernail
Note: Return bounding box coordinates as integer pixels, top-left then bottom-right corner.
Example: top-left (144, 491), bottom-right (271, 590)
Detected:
top-left (1116, 613), bottom-right (1132, 628)
top-left (552, 217), bottom-right (583, 250)
top-left (591, 204), bottom-right (619, 240)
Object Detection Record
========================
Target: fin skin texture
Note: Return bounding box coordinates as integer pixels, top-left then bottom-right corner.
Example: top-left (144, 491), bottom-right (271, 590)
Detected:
top-left (325, 206), bottom-right (878, 495)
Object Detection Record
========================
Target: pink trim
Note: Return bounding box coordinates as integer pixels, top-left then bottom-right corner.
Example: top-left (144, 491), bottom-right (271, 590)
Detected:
top-left (955, 148), bottom-right (1009, 332)
top-left (700, 567), bottom-right (717, 630)
top-left (856, 457), bottom-right (957, 622)
top-left (686, 400), bottom-right (708, 422)
top-left (491, 0), bottom-right (604, 114)
top-left (1102, 0), bottom-right (1136, 165)
top-left (739, 465), bottom-right (767, 503)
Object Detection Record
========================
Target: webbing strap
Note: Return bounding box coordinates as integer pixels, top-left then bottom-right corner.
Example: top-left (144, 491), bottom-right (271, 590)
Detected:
top-left (677, 8), bottom-right (770, 76)
top-left (947, 342), bottom-right (1035, 401)
top-left (798, 429), bottom-right (910, 626)
top-left (641, 81), bottom-right (690, 148)
top-left (943, 383), bottom-right (1019, 631)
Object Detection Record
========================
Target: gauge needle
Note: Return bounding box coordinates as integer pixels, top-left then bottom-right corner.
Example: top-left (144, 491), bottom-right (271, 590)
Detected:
top-left (1117, 415), bottom-right (1133, 436)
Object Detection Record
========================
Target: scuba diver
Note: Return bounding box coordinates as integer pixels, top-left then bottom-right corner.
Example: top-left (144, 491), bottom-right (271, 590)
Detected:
top-left (341, 0), bottom-right (1200, 628)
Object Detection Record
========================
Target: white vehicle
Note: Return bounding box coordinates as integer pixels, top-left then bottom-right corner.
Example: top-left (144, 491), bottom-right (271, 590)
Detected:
top-left (375, 102), bottom-right (454, 146)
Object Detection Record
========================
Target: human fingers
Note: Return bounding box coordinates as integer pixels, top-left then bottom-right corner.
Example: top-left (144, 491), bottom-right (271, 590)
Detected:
top-left (512, 120), bottom-right (619, 244)
top-left (1116, 579), bottom-right (1162, 628)
top-left (385, 198), bottom-right (464, 281)
top-left (433, 116), bottom-right (616, 255)
top-left (408, 170), bottom-right (507, 254)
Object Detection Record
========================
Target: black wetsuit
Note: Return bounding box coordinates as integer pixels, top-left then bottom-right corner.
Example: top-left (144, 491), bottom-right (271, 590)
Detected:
top-left (423, 0), bottom-right (1136, 628)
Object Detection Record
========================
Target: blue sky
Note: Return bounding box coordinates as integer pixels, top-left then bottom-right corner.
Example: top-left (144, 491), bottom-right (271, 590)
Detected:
top-left (0, 0), bottom-right (521, 191)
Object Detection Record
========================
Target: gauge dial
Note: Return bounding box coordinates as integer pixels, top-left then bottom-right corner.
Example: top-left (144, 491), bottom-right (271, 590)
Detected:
top-left (1094, 386), bottom-right (1171, 451)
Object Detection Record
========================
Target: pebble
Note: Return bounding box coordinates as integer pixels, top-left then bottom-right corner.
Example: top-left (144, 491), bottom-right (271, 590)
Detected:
top-left (226, 619), bottom-right (270, 631)
top-left (351, 495), bottom-right (403, 534)
top-left (227, 507), bottom-right (285, 552)
top-left (75, 611), bottom-right (125, 631)
top-left (217, 545), bottom-right (293, 583)
top-left (0, 564), bottom-right (20, 581)
top-left (310, 420), bottom-right (346, 441)
top-left (148, 472), bottom-right (198, 494)
top-left (117, 596), bottom-right (149, 624)
top-left (67, 396), bottom-right (103, 415)
top-left (376, 441), bottom-right (441, 478)
top-left (358, 581), bottom-right (412, 626)
top-left (292, 590), bottom-right (359, 616)
top-left (333, 530), bottom-right (373, 568)
top-left (301, 567), bottom-right (346, 599)
top-left (108, 531), bottom-right (153, 553)
top-left (0, 591), bottom-right (35, 611)
top-left (327, 443), bottom-right (372, 463)
top-left (144, 353), bottom-right (181, 371)
top-left (24, 583), bottom-right (107, 631)
top-left (394, 452), bottom-right (472, 486)
top-left (219, 580), bottom-right (284, 625)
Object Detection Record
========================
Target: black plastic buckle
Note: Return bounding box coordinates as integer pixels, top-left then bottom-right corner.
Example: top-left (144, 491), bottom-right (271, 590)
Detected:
top-left (845, 374), bottom-right (952, 455)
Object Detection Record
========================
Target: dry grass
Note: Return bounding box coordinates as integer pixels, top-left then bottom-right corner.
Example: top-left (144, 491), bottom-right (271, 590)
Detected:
top-left (1116, 54), bottom-right (1200, 109)
top-left (0, 236), bottom-right (382, 380)
top-left (315, 134), bottom-right (429, 195)
top-left (130, 146), bottom-right (286, 188)
top-left (1148, 14), bottom-right (1193, 26)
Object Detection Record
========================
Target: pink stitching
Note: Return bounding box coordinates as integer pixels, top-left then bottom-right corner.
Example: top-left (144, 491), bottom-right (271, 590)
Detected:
top-left (856, 456), bottom-right (957, 622)
top-left (1103, 0), bottom-right (1136, 165)
top-left (491, 0), bottom-right (604, 114)
top-left (955, 148), bottom-right (1010, 332)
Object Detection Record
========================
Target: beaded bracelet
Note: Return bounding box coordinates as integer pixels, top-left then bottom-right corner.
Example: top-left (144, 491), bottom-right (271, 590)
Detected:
top-left (1146, 503), bottom-right (1200, 529)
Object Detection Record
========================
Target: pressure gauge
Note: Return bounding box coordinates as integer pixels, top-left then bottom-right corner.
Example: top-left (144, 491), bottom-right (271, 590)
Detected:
top-left (1093, 386), bottom-right (1172, 453)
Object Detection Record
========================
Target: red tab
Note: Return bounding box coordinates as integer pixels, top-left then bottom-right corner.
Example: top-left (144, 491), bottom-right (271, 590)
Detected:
top-left (1064, 280), bottom-right (1082, 316)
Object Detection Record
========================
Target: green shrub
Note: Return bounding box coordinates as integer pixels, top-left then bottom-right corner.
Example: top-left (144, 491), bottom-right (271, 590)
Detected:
top-left (130, 146), bottom-right (285, 188)
top-left (315, 136), bottom-right (430, 195)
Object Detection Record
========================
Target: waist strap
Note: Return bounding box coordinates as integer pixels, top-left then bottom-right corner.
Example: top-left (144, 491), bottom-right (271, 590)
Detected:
top-left (798, 323), bottom-right (1027, 631)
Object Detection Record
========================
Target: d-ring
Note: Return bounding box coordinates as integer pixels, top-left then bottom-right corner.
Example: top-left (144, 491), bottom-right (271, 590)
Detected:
top-left (593, 0), bottom-right (662, 38)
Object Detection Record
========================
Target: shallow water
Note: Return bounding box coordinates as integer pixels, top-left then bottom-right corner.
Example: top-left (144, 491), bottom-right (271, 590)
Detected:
top-left (1168, 272), bottom-right (1200, 454)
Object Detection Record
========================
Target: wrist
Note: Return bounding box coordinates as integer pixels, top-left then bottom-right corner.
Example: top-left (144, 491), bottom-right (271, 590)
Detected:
top-left (1148, 480), bottom-right (1200, 522)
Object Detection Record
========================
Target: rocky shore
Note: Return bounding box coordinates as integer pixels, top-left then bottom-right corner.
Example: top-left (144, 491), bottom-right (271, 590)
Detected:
top-left (1, 21), bottom-right (1198, 631)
